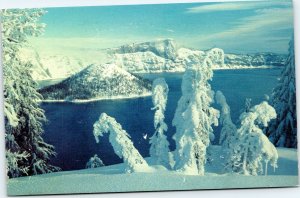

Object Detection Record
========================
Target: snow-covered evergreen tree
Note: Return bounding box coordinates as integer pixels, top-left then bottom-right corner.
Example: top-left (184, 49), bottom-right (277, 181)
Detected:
top-left (265, 38), bottom-right (297, 148)
top-left (149, 78), bottom-right (170, 168)
top-left (2, 9), bottom-right (59, 177)
top-left (86, 154), bottom-right (105, 169)
top-left (172, 50), bottom-right (220, 175)
top-left (93, 113), bottom-right (151, 173)
top-left (231, 102), bottom-right (278, 175)
top-left (215, 91), bottom-right (238, 148)
top-left (215, 91), bottom-right (241, 173)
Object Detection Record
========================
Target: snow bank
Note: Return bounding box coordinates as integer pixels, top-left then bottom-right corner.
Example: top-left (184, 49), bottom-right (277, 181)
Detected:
top-left (7, 147), bottom-right (298, 196)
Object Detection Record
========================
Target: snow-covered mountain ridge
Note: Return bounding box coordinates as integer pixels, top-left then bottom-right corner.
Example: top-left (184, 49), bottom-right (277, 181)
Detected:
top-left (108, 39), bottom-right (178, 61)
top-left (110, 39), bottom-right (287, 73)
top-left (225, 52), bottom-right (287, 67)
top-left (23, 39), bottom-right (287, 81)
top-left (39, 63), bottom-right (152, 102)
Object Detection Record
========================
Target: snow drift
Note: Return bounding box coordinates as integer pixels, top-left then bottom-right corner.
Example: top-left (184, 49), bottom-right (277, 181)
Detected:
top-left (7, 146), bottom-right (298, 196)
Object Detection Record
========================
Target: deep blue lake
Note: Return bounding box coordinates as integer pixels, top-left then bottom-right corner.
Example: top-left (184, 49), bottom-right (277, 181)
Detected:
top-left (41, 68), bottom-right (281, 171)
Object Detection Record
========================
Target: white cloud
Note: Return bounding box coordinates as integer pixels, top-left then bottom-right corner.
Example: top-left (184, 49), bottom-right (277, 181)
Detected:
top-left (166, 29), bottom-right (175, 33)
top-left (183, 6), bottom-right (294, 53)
top-left (199, 8), bottom-right (293, 40)
top-left (187, 1), bottom-right (291, 13)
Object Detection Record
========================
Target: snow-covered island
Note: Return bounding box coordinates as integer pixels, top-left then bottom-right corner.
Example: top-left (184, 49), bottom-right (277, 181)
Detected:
top-left (39, 63), bottom-right (152, 102)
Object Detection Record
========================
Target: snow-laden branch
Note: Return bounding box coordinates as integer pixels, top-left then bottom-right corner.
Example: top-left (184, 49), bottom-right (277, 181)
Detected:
top-left (93, 113), bottom-right (151, 173)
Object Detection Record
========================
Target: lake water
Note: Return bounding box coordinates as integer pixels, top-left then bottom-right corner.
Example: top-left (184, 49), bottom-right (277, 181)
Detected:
top-left (41, 68), bottom-right (281, 171)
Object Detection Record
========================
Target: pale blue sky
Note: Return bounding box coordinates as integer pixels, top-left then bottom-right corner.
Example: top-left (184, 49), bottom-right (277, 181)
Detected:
top-left (35, 0), bottom-right (294, 54)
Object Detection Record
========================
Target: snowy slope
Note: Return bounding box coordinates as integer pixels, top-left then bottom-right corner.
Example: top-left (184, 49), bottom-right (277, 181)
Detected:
top-left (7, 146), bottom-right (298, 196)
top-left (18, 48), bottom-right (52, 80)
top-left (19, 47), bottom-right (106, 80)
top-left (39, 63), bottom-right (152, 102)
top-left (37, 55), bottom-right (94, 80)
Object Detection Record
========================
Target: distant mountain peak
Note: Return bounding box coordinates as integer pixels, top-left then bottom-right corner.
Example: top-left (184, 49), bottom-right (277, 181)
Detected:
top-left (108, 39), bottom-right (177, 61)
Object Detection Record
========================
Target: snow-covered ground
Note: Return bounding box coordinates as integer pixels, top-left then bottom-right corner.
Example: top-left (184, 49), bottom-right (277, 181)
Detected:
top-left (7, 146), bottom-right (298, 196)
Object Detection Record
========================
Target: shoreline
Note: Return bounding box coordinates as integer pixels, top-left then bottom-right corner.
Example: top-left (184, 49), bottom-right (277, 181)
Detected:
top-left (129, 65), bottom-right (277, 74)
top-left (40, 92), bottom-right (152, 103)
top-left (213, 65), bottom-right (277, 70)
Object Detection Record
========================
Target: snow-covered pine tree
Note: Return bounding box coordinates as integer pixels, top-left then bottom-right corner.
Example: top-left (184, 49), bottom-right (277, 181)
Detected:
top-left (215, 91), bottom-right (237, 148)
top-left (149, 78), bottom-right (170, 168)
top-left (2, 9), bottom-right (59, 178)
top-left (93, 113), bottom-right (151, 173)
top-left (215, 91), bottom-right (241, 173)
top-left (86, 154), bottom-right (105, 169)
top-left (172, 51), bottom-right (220, 175)
top-left (265, 38), bottom-right (297, 148)
top-left (233, 102), bottom-right (278, 175)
